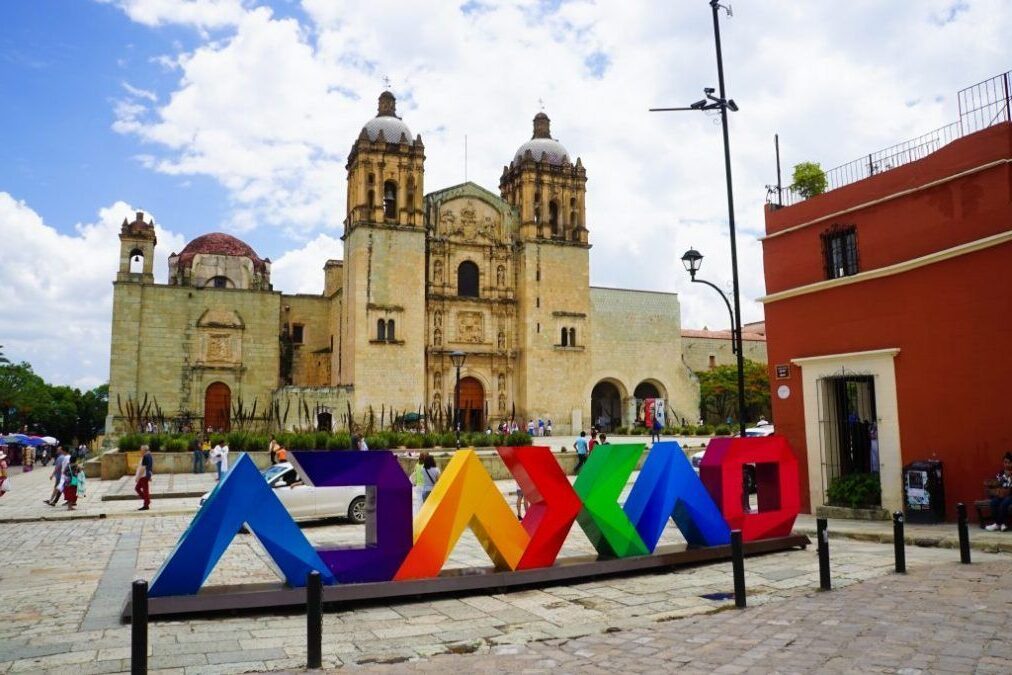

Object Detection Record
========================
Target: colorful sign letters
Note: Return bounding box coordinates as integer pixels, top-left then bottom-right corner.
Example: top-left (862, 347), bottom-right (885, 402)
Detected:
top-left (149, 438), bottom-right (800, 597)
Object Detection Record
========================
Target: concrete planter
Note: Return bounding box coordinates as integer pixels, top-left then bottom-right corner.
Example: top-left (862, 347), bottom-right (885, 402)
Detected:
top-left (816, 504), bottom-right (890, 521)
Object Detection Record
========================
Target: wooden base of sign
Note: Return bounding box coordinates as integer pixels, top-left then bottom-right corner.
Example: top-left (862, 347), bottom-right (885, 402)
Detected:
top-left (123, 534), bottom-right (809, 622)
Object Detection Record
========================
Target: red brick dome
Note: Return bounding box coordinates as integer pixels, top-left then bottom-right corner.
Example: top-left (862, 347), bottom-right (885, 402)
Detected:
top-left (175, 233), bottom-right (268, 271)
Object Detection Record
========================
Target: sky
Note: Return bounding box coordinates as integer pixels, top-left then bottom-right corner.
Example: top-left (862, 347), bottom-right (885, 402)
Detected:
top-left (1, 0), bottom-right (1009, 389)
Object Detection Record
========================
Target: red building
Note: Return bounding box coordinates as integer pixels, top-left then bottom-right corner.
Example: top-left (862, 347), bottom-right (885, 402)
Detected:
top-left (762, 72), bottom-right (1012, 519)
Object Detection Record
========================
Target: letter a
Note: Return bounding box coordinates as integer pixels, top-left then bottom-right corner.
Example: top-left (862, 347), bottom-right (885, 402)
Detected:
top-left (624, 441), bottom-right (730, 549)
top-left (395, 449), bottom-right (530, 579)
top-left (149, 454), bottom-right (334, 597)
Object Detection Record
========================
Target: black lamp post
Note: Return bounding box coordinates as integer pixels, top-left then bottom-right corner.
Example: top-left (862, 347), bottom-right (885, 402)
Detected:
top-left (450, 350), bottom-right (466, 448)
top-left (652, 1), bottom-right (746, 436)
top-left (681, 248), bottom-right (746, 437)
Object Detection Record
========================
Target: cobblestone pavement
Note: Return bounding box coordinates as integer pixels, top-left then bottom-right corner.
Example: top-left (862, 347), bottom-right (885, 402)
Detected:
top-left (356, 558), bottom-right (1012, 674)
top-left (1, 503), bottom-right (1008, 674)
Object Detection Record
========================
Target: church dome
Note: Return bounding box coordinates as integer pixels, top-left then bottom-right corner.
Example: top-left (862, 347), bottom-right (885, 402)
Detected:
top-left (512, 112), bottom-right (570, 166)
top-left (360, 91), bottom-right (414, 143)
top-left (175, 232), bottom-right (268, 271)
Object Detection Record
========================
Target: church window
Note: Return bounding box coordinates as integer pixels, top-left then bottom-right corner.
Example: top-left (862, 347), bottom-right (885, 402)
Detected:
top-left (708, 354), bottom-right (717, 369)
top-left (291, 324), bottom-right (304, 344)
top-left (386, 319), bottom-right (395, 341)
top-left (377, 319), bottom-right (387, 341)
top-left (561, 327), bottom-right (568, 346)
top-left (367, 189), bottom-right (375, 212)
top-left (569, 327), bottom-right (576, 346)
top-left (534, 191), bottom-right (541, 225)
top-left (549, 200), bottom-right (559, 235)
top-left (208, 276), bottom-right (229, 289)
top-left (368, 173), bottom-right (375, 184)
top-left (457, 260), bottom-right (479, 298)
top-left (383, 180), bottom-right (397, 220)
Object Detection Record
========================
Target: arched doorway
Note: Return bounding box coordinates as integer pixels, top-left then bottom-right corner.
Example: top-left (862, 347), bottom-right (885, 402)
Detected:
top-left (591, 381), bottom-right (623, 432)
top-left (634, 382), bottom-right (661, 400)
top-left (316, 411), bottom-right (333, 432)
top-left (455, 376), bottom-right (484, 432)
top-left (204, 382), bottom-right (231, 432)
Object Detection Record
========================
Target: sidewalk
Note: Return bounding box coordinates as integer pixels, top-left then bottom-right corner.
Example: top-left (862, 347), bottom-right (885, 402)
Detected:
top-left (353, 557), bottom-right (1012, 673)
top-left (794, 513), bottom-right (1012, 554)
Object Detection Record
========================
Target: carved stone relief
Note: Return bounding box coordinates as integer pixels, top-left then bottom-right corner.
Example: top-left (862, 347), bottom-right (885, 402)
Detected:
top-left (457, 311), bottom-right (484, 344)
top-left (433, 370), bottom-right (442, 391)
top-left (433, 260), bottom-right (443, 284)
top-left (498, 373), bottom-right (506, 392)
top-left (497, 330), bottom-right (506, 350)
top-left (433, 328), bottom-right (442, 347)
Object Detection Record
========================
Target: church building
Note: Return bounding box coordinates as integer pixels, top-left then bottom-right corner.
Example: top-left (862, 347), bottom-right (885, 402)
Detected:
top-left (107, 92), bottom-right (699, 436)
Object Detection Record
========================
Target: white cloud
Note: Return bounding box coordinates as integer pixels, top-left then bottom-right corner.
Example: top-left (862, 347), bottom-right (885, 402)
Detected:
top-left (0, 194), bottom-right (185, 389)
top-left (98, 0), bottom-right (249, 29)
top-left (99, 0), bottom-right (1012, 341)
top-left (269, 232), bottom-right (344, 294)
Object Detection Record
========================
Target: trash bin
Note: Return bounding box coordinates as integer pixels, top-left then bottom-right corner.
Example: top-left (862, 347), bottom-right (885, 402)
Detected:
top-left (903, 460), bottom-right (945, 523)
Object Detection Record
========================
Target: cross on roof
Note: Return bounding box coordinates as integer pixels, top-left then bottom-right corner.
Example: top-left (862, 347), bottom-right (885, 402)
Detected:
top-left (538, 97), bottom-right (545, 111)
top-left (383, 75), bottom-right (392, 90)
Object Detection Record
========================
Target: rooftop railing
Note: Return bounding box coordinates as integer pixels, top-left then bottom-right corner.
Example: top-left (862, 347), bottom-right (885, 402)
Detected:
top-left (770, 70), bottom-right (1012, 208)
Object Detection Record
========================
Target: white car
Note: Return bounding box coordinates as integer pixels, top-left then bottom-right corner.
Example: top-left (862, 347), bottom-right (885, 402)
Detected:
top-left (746, 423), bottom-right (775, 437)
top-left (200, 462), bottom-right (368, 524)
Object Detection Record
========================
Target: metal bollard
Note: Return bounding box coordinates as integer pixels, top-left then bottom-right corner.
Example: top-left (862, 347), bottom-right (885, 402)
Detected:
top-left (893, 511), bottom-right (905, 574)
top-left (730, 529), bottom-right (746, 608)
top-left (131, 580), bottom-right (148, 675)
top-left (307, 570), bottom-right (322, 669)
top-left (957, 502), bottom-right (971, 564)
top-left (816, 517), bottom-right (831, 590)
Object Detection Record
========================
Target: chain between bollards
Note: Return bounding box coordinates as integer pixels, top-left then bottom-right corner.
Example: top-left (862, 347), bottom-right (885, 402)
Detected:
top-left (730, 529), bottom-right (746, 608)
top-left (893, 511), bottom-right (906, 574)
top-left (957, 502), bottom-right (971, 564)
top-left (131, 579), bottom-right (148, 675)
top-left (307, 571), bottom-right (322, 669)
top-left (816, 517), bottom-right (831, 591)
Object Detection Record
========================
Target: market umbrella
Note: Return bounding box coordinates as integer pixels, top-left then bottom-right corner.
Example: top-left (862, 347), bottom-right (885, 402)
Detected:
top-left (40, 436), bottom-right (58, 445)
top-left (24, 436), bottom-right (46, 447)
top-left (3, 434), bottom-right (30, 444)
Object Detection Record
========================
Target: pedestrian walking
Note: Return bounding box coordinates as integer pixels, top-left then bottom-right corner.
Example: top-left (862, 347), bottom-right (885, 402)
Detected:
top-left (22, 444), bottom-right (34, 472)
top-left (537, 418), bottom-right (545, 437)
top-left (210, 441), bottom-right (229, 480)
top-left (191, 436), bottom-right (205, 474)
top-left (420, 454), bottom-right (440, 503)
top-left (574, 430), bottom-right (589, 474)
top-left (135, 445), bottom-right (152, 510)
top-left (546, 419), bottom-right (553, 437)
top-left (651, 416), bottom-right (662, 444)
top-left (0, 450), bottom-right (10, 497)
top-left (527, 419), bottom-right (535, 436)
top-left (268, 434), bottom-right (280, 464)
top-left (44, 446), bottom-right (69, 506)
top-left (64, 461), bottom-right (82, 510)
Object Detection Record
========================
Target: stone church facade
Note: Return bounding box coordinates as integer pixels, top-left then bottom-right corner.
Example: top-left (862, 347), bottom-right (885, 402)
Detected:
top-left (107, 92), bottom-right (699, 436)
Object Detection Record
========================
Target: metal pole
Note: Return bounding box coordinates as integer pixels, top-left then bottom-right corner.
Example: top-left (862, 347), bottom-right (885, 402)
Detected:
top-left (306, 570), bottom-right (322, 669)
top-left (709, 0), bottom-right (747, 437)
top-left (893, 511), bottom-right (905, 574)
top-left (775, 133), bottom-right (783, 207)
top-left (957, 502), bottom-right (971, 564)
top-left (131, 580), bottom-right (148, 675)
top-left (1003, 72), bottom-right (1010, 123)
top-left (730, 529), bottom-right (746, 608)
top-left (816, 517), bottom-right (831, 591)
top-left (454, 365), bottom-right (462, 448)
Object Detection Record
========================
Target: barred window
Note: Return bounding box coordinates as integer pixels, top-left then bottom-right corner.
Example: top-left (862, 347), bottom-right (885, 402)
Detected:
top-left (822, 225), bottom-right (859, 279)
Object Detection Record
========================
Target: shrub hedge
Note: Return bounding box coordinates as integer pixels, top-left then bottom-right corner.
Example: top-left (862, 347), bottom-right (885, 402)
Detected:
top-left (117, 430), bottom-right (532, 452)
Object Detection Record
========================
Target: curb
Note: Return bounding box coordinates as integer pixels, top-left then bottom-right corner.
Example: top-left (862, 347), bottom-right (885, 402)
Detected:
top-left (793, 526), bottom-right (1012, 555)
top-left (101, 491), bottom-right (205, 501)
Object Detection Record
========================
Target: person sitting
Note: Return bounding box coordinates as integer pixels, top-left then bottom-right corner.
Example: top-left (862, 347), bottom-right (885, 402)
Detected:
top-left (984, 452), bottom-right (1012, 532)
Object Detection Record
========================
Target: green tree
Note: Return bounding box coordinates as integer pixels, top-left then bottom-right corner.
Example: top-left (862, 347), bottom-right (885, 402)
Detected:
top-left (0, 344), bottom-right (9, 364)
top-left (0, 362), bottom-right (108, 443)
top-left (696, 359), bottom-right (771, 426)
top-left (792, 161), bottom-right (828, 199)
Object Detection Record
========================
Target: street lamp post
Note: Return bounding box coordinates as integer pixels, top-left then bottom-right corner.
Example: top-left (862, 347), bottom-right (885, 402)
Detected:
top-left (681, 248), bottom-right (746, 436)
top-left (652, 1), bottom-right (746, 437)
top-left (450, 350), bottom-right (466, 449)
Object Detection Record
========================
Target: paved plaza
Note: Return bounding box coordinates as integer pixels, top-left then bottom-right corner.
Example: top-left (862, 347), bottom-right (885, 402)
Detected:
top-left (1, 463), bottom-right (1011, 673)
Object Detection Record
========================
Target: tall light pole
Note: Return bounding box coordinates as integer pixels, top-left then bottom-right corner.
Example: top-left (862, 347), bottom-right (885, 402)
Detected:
top-left (450, 350), bottom-right (466, 449)
top-left (652, 0), bottom-right (747, 437)
top-left (681, 248), bottom-right (746, 436)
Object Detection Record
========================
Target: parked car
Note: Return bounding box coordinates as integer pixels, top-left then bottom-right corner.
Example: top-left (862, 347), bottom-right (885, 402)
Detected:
top-left (745, 424), bottom-right (775, 437)
top-left (691, 450), bottom-right (757, 494)
top-left (200, 462), bottom-right (368, 524)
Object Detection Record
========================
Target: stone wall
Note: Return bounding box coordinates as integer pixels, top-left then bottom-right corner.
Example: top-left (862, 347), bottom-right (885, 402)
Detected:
top-left (107, 282), bottom-right (281, 435)
top-left (589, 287), bottom-right (700, 428)
top-left (682, 334), bottom-right (768, 373)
